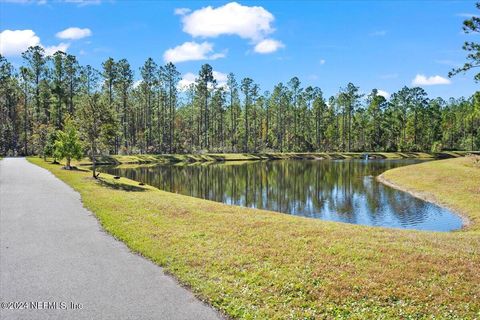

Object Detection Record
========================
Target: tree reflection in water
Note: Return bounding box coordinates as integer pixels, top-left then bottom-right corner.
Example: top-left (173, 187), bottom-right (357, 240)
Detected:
top-left (100, 159), bottom-right (462, 231)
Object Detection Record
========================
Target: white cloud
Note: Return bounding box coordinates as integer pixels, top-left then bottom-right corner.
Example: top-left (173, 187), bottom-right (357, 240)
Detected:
top-left (56, 27), bottom-right (92, 40)
top-left (163, 41), bottom-right (225, 63)
top-left (178, 72), bottom-right (197, 90)
top-left (0, 29), bottom-right (40, 56)
top-left (177, 71), bottom-right (228, 91)
top-left (174, 7), bottom-right (191, 15)
top-left (377, 90), bottom-right (390, 99)
top-left (254, 38), bottom-right (284, 54)
top-left (319, 59), bottom-right (326, 65)
top-left (181, 2), bottom-right (275, 41)
top-left (0, 29), bottom-right (71, 57)
top-left (213, 70), bottom-right (228, 88)
top-left (44, 42), bottom-right (70, 56)
top-left (412, 74), bottom-right (451, 86)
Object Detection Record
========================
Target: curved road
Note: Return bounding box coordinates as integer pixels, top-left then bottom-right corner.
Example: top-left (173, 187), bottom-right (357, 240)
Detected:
top-left (0, 158), bottom-right (222, 320)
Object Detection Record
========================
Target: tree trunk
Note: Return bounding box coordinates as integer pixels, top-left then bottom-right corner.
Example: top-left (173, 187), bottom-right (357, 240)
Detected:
top-left (92, 141), bottom-right (97, 179)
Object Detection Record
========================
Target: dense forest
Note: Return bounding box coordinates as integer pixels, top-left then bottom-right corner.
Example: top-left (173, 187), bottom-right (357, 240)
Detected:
top-left (0, 47), bottom-right (479, 158)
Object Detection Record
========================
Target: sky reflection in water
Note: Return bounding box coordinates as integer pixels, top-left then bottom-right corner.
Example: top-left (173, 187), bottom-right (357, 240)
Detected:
top-left (100, 159), bottom-right (463, 231)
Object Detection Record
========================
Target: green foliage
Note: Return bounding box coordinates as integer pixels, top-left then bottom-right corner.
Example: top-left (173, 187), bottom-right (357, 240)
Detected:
top-left (430, 141), bottom-right (443, 153)
top-left (1, 47), bottom-right (479, 157)
top-left (449, 2), bottom-right (480, 81)
top-left (77, 93), bottom-right (118, 177)
top-left (53, 119), bottom-right (83, 169)
top-left (44, 128), bottom-right (58, 160)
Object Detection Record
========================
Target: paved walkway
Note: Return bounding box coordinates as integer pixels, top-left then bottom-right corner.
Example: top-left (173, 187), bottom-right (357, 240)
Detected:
top-left (0, 158), bottom-right (222, 320)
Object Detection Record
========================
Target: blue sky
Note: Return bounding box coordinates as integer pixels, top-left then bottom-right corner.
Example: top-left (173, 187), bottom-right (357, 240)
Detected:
top-left (0, 0), bottom-right (478, 99)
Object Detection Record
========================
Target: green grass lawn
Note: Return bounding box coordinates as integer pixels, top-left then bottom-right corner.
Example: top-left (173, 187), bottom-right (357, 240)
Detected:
top-left (28, 157), bottom-right (480, 319)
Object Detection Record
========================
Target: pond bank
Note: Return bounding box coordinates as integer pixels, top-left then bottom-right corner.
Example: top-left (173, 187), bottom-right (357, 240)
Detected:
top-left (78, 151), bottom-right (474, 166)
top-left (28, 157), bottom-right (480, 319)
top-left (378, 156), bottom-right (480, 231)
top-left (100, 158), bottom-right (462, 231)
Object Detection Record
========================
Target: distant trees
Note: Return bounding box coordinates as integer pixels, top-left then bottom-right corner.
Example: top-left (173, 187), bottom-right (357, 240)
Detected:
top-left (196, 64), bottom-right (215, 150)
top-left (366, 89), bottom-right (386, 151)
top-left (113, 59), bottom-right (132, 152)
top-left (0, 47), bottom-right (479, 159)
top-left (163, 62), bottom-right (181, 153)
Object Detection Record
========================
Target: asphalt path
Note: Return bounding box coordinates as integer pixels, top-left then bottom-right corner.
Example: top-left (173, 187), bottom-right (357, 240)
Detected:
top-left (0, 158), bottom-right (222, 320)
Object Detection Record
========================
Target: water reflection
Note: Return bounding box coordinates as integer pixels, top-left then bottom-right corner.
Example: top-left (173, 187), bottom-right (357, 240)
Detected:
top-left (99, 159), bottom-right (462, 231)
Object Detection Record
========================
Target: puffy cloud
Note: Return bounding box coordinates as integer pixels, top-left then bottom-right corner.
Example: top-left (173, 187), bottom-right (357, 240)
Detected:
top-left (181, 2), bottom-right (274, 41)
top-left (212, 71), bottom-right (228, 88)
top-left (319, 59), bottom-right (326, 65)
top-left (56, 27), bottom-right (92, 40)
top-left (0, 29), bottom-right (40, 56)
top-left (177, 2), bottom-right (283, 55)
top-left (377, 90), bottom-right (390, 99)
top-left (0, 29), bottom-right (72, 57)
top-left (177, 70), bottom-right (228, 91)
top-left (44, 42), bottom-right (70, 56)
top-left (177, 72), bottom-right (197, 90)
top-left (412, 74), bottom-right (451, 86)
top-left (253, 38), bottom-right (284, 54)
top-left (163, 41), bottom-right (225, 63)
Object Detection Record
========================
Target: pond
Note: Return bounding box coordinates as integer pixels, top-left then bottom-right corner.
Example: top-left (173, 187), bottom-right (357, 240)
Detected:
top-left (98, 159), bottom-right (463, 231)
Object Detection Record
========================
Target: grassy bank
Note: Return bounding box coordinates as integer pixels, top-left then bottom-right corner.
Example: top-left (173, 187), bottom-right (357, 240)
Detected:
top-left (379, 156), bottom-right (480, 231)
top-left (29, 157), bottom-right (480, 319)
top-left (75, 151), bottom-right (473, 166)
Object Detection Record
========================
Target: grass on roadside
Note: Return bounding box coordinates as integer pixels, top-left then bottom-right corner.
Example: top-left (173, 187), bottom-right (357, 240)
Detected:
top-left (29, 157), bottom-right (480, 319)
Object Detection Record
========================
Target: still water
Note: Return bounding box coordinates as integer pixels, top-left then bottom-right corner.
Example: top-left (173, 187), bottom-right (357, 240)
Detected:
top-left (99, 159), bottom-right (463, 231)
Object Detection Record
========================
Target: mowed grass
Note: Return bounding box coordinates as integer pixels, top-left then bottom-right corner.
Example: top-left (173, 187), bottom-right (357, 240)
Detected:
top-left (29, 157), bottom-right (480, 319)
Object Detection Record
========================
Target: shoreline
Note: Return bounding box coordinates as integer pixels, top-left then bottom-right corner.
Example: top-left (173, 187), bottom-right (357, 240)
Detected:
top-left (74, 151), bottom-right (477, 166)
top-left (376, 173), bottom-right (472, 230)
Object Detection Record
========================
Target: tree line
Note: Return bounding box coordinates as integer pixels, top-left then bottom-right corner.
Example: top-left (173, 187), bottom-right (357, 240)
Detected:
top-left (0, 47), bottom-right (479, 159)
